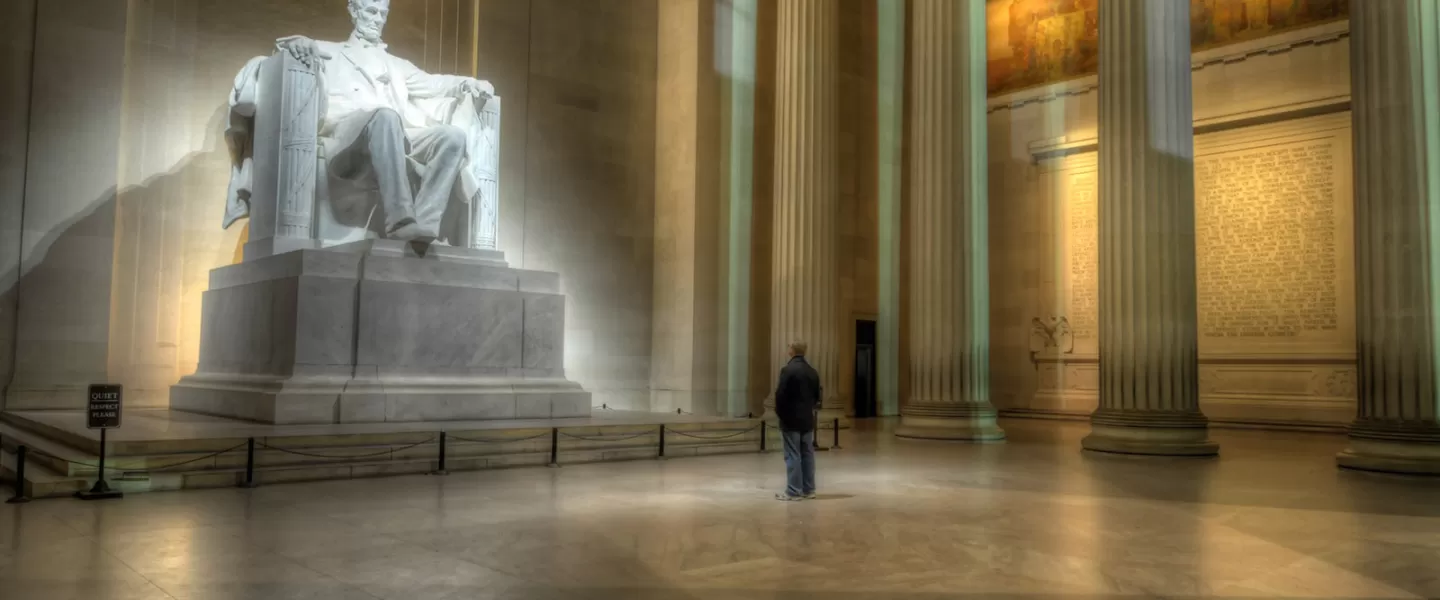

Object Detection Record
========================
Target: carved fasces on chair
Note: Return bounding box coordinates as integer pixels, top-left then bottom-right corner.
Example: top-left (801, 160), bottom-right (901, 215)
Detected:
top-left (445, 93), bottom-right (502, 251)
top-left (470, 96), bottom-right (501, 251)
top-left (247, 52), bottom-right (323, 260)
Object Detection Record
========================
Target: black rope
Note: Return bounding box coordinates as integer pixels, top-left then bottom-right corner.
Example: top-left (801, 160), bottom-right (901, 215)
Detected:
top-left (665, 424), bottom-right (763, 441)
top-left (28, 441), bottom-right (249, 475)
top-left (558, 429), bottom-right (655, 442)
top-left (260, 437), bottom-right (435, 460)
top-left (447, 431), bottom-right (552, 444)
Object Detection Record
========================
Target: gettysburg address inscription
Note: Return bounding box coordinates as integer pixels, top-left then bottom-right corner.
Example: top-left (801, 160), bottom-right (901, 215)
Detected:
top-left (1061, 136), bottom-right (1341, 342)
top-left (1065, 172), bottom-right (1098, 341)
top-left (1195, 139), bottom-right (1339, 339)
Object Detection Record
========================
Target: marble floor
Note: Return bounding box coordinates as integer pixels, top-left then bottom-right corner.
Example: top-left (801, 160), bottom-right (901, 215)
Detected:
top-left (2, 418), bottom-right (1438, 600)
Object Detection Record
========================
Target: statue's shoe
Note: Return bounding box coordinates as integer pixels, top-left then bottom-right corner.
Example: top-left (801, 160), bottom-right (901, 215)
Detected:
top-left (387, 222), bottom-right (437, 244)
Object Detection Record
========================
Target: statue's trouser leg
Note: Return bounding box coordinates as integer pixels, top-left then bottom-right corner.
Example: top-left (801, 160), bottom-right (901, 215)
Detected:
top-left (408, 125), bottom-right (467, 234)
top-left (357, 108), bottom-right (416, 232)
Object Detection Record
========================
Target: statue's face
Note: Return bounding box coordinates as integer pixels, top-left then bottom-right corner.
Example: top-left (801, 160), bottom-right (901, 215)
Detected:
top-left (348, 0), bottom-right (390, 43)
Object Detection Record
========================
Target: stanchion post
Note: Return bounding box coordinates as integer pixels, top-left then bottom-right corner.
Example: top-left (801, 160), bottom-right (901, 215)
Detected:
top-left (433, 432), bottom-right (449, 475)
top-left (833, 417), bottom-right (842, 450)
top-left (759, 420), bottom-right (767, 452)
top-left (657, 425), bottom-right (666, 459)
top-left (548, 428), bottom-right (560, 468)
top-left (238, 437), bottom-right (258, 488)
top-left (77, 428), bottom-right (122, 500)
top-left (6, 445), bottom-right (31, 504)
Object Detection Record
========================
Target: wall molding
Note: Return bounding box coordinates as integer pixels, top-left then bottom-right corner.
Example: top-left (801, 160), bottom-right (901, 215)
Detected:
top-left (1026, 95), bottom-right (1350, 163)
top-left (989, 20), bottom-right (1350, 114)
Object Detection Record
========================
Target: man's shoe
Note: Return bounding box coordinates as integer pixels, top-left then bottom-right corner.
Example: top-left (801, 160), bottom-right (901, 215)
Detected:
top-left (803, 493), bottom-right (817, 500)
top-left (774, 493), bottom-right (803, 502)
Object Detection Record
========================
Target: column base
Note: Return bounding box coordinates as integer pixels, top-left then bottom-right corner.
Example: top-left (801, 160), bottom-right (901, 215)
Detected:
top-left (1081, 409), bottom-right (1218, 457)
top-left (1336, 421), bottom-right (1440, 476)
top-left (896, 403), bottom-right (1005, 442)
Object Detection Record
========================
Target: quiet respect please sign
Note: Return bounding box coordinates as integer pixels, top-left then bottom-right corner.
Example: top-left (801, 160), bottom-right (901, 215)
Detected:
top-left (87, 384), bottom-right (123, 429)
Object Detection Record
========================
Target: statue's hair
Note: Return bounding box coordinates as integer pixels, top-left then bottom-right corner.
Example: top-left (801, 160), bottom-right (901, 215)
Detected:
top-left (348, 0), bottom-right (390, 8)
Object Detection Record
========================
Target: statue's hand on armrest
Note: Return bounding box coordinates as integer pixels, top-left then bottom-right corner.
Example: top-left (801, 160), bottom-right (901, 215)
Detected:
top-left (455, 78), bottom-right (495, 108)
top-left (276, 35), bottom-right (331, 69)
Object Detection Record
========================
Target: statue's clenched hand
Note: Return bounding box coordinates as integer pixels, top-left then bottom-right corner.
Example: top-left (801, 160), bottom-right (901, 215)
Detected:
top-left (276, 35), bottom-right (331, 68)
top-left (457, 79), bottom-right (495, 100)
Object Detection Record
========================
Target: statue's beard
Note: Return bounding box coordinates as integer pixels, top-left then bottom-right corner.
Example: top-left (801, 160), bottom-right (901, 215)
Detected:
top-left (354, 20), bottom-right (385, 43)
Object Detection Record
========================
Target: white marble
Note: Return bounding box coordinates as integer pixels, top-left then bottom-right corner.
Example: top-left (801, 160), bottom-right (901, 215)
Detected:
top-left (171, 241), bottom-right (589, 424)
top-left (224, 0), bottom-right (502, 256)
top-left (522, 295), bottom-right (564, 370)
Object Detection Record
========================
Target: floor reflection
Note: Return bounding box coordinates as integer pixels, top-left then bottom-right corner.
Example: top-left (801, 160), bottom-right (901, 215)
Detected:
top-left (2, 418), bottom-right (1438, 600)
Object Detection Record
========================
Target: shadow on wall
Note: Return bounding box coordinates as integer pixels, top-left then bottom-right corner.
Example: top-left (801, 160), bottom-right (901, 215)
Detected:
top-left (2, 105), bottom-right (238, 409)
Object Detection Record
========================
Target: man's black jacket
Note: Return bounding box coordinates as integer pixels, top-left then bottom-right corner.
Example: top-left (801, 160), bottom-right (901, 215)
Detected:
top-left (774, 355), bottom-right (822, 432)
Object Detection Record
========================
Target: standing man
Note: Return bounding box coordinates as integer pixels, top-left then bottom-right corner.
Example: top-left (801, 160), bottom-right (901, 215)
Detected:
top-left (774, 341), bottom-right (822, 501)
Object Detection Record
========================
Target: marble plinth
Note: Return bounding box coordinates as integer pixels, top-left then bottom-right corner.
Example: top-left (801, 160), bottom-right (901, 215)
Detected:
top-left (170, 241), bottom-right (589, 424)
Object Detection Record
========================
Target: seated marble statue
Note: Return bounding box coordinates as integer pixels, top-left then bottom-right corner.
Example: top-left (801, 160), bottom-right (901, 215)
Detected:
top-left (224, 0), bottom-right (496, 245)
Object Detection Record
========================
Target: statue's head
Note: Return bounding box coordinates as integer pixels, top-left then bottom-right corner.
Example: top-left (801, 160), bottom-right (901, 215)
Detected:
top-left (347, 0), bottom-right (391, 44)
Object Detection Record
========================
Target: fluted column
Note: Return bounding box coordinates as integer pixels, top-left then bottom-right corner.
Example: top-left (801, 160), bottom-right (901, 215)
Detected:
top-left (1337, 0), bottom-right (1440, 475)
top-left (1082, 0), bottom-right (1216, 456)
top-left (895, 0), bottom-right (1001, 442)
top-left (767, 0), bottom-right (842, 422)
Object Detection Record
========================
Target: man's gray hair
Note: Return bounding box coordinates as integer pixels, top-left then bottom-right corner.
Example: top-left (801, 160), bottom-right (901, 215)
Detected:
top-left (788, 340), bottom-right (807, 356)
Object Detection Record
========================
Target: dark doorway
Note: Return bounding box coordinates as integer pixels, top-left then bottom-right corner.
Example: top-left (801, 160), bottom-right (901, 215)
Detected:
top-left (853, 319), bottom-right (878, 419)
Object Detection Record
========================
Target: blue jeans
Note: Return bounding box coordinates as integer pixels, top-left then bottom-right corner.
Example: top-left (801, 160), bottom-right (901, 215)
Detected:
top-left (781, 429), bottom-right (816, 497)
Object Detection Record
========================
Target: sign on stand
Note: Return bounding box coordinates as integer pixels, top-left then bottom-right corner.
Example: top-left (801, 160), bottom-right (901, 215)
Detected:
top-left (87, 384), bottom-right (123, 429)
top-left (78, 384), bottom-right (124, 500)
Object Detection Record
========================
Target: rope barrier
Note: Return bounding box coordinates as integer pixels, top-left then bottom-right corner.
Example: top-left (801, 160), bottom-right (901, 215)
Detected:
top-left (259, 437), bottom-right (435, 460)
top-left (446, 431), bottom-right (553, 444)
top-left (26, 441), bottom-right (249, 475)
top-left (665, 424), bottom-right (763, 441)
top-left (558, 429), bottom-right (656, 442)
top-left (6, 416), bottom-right (814, 501)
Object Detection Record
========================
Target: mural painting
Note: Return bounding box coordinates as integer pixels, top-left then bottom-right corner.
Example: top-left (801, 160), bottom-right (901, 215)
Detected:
top-left (986, 0), bottom-right (1350, 96)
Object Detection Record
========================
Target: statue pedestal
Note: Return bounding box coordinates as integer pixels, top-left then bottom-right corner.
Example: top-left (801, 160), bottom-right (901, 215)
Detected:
top-left (170, 241), bottom-right (589, 424)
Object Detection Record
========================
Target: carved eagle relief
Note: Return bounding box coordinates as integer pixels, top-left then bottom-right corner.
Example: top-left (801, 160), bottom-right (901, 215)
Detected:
top-left (1029, 316), bottom-right (1074, 355)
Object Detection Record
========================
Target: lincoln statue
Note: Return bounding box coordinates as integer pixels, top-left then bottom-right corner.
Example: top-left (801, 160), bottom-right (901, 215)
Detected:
top-left (223, 0), bottom-right (497, 245)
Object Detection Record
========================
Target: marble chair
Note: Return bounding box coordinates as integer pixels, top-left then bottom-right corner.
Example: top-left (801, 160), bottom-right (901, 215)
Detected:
top-left (232, 52), bottom-right (502, 261)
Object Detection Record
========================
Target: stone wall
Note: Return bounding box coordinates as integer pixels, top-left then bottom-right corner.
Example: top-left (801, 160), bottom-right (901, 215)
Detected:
top-left (987, 21), bottom-right (1355, 428)
top-left (836, 0), bottom-right (880, 415)
top-left (478, 0), bottom-right (659, 409)
top-left (4, 0), bottom-right (128, 410)
top-left (0, 0), bottom-right (36, 403)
